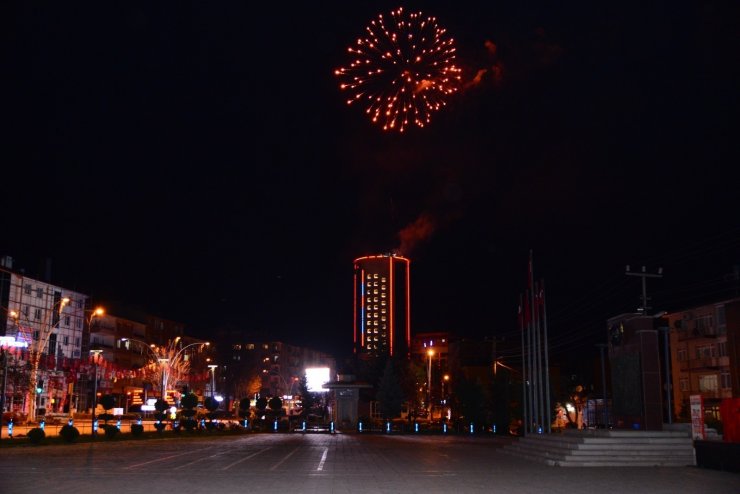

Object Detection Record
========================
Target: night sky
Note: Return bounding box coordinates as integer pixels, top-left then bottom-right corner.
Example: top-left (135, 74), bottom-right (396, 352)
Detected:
top-left (3, 1), bottom-right (738, 378)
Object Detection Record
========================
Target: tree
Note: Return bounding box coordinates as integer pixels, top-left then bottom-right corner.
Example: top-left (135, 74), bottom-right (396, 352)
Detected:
top-left (180, 392), bottom-right (199, 431)
top-left (268, 396), bottom-right (283, 415)
top-left (98, 394), bottom-right (116, 424)
top-left (376, 360), bottom-right (404, 420)
top-left (297, 375), bottom-right (317, 414)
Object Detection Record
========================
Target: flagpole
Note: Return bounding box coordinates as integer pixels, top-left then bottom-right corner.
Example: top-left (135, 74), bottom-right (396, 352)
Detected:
top-left (528, 250), bottom-right (537, 433)
top-left (542, 279), bottom-right (552, 433)
top-left (519, 293), bottom-right (527, 437)
top-left (535, 281), bottom-right (543, 432)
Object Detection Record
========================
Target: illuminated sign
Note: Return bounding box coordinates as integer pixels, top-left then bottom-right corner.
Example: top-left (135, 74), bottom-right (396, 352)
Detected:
top-left (0, 336), bottom-right (28, 348)
top-left (305, 367), bottom-right (330, 393)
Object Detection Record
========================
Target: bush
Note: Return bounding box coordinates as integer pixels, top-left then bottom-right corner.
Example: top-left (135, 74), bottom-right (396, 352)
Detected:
top-left (102, 424), bottom-right (119, 439)
top-left (182, 419), bottom-right (198, 431)
top-left (60, 424), bottom-right (80, 443)
top-left (154, 422), bottom-right (167, 432)
top-left (27, 427), bottom-right (46, 444)
top-left (131, 423), bottom-right (144, 436)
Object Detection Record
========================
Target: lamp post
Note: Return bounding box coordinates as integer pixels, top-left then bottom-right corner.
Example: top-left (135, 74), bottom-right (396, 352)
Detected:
top-left (90, 349), bottom-right (102, 436)
top-left (427, 348), bottom-right (434, 417)
top-left (121, 337), bottom-right (210, 405)
top-left (208, 365), bottom-right (217, 397)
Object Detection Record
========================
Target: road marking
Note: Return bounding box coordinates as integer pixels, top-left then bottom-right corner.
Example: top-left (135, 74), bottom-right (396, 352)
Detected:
top-left (221, 447), bottom-right (272, 471)
top-left (317, 447), bottom-right (328, 471)
top-left (174, 450), bottom-right (229, 470)
top-left (125, 446), bottom-right (215, 469)
top-left (269, 446), bottom-right (300, 471)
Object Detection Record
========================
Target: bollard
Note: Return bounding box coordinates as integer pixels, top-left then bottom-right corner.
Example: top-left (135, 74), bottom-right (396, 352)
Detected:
top-left (443, 422), bottom-right (447, 434)
top-left (330, 421), bottom-right (335, 433)
top-left (470, 422), bottom-right (474, 434)
top-left (8, 419), bottom-right (13, 438)
top-left (414, 422), bottom-right (419, 433)
top-left (302, 420), bottom-right (306, 432)
top-left (386, 421), bottom-right (391, 433)
top-left (116, 419), bottom-right (122, 430)
top-left (358, 421), bottom-right (363, 432)
top-left (68, 418), bottom-right (73, 427)
top-left (39, 419), bottom-right (45, 431)
top-left (93, 418), bottom-right (99, 434)
top-left (274, 419), bottom-right (278, 432)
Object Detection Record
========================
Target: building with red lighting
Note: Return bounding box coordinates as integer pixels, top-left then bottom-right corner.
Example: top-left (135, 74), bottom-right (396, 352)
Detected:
top-left (353, 254), bottom-right (411, 359)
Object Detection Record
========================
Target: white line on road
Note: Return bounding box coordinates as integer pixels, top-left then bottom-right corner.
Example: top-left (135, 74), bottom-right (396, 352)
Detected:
top-left (125, 446), bottom-right (215, 469)
top-left (221, 447), bottom-right (272, 471)
top-left (174, 450), bottom-right (229, 470)
top-left (317, 447), bottom-right (328, 471)
top-left (269, 446), bottom-right (300, 471)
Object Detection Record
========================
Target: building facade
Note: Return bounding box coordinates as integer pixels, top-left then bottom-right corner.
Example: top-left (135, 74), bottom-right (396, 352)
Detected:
top-left (353, 254), bottom-right (411, 358)
top-left (0, 257), bottom-right (90, 417)
top-left (667, 297), bottom-right (739, 421)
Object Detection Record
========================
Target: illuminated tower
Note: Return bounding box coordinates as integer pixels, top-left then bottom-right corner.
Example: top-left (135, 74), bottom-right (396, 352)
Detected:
top-left (353, 254), bottom-right (411, 359)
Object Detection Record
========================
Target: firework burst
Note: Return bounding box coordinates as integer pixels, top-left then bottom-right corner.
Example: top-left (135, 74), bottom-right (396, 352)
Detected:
top-left (335, 7), bottom-right (462, 133)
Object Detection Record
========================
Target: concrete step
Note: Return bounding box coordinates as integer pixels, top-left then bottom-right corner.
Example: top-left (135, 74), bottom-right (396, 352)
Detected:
top-left (502, 431), bottom-right (696, 467)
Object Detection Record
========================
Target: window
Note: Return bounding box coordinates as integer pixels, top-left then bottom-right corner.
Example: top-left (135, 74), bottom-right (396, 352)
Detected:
top-left (36, 288), bottom-right (43, 298)
top-left (677, 349), bottom-right (687, 361)
top-left (696, 345), bottom-right (714, 359)
top-left (77, 299), bottom-right (83, 309)
top-left (75, 337), bottom-right (80, 347)
top-left (720, 372), bottom-right (731, 389)
top-left (679, 379), bottom-right (689, 392)
top-left (698, 374), bottom-right (718, 392)
top-left (247, 343), bottom-right (255, 350)
top-left (63, 335), bottom-right (69, 346)
top-left (718, 341), bottom-right (727, 357)
top-left (64, 315), bottom-right (70, 326)
top-left (33, 330), bottom-right (40, 340)
top-left (76, 318), bottom-right (82, 328)
top-left (24, 284), bottom-right (32, 295)
top-left (381, 277), bottom-right (386, 282)
top-left (373, 273), bottom-right (378, 279)
top-left (34, 308), bottom-right (42, 320)
top-left (23, 305), bottom-right (29, 317)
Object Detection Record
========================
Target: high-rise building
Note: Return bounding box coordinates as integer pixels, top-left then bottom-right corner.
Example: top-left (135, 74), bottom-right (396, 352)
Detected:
top-left (353, 254), bottom-right (411, 358)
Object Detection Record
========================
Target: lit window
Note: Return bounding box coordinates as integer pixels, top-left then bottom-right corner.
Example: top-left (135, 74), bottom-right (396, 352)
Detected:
top-left (367, 274), bottom-right (372, 279)
top-left (381, 293), bottom-right (386, 298)
top-left (373, 274), bottom-right (378, 279)
top-left (381, 301), bottom-right (386, 306)
top-left (374, 297), bottom-right (378, 302)
top-left (381, 277), bottom-right (386, 282)
top-left (247, 344), bottom-right (255, 350)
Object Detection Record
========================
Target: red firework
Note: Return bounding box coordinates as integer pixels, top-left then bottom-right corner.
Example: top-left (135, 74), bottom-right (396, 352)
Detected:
top-left (335, 7), bottom-right (462, 133)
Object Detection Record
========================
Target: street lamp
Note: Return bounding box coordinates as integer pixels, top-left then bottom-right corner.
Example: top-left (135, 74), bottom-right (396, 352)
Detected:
top-left (90, 349), bottom-right (103, 436)
top-left (427, 348), bottom-right (434, 417)
top-left (208, 365), bottom-right (217, 397)
top-left (121, 337), bottom-right (210, 405)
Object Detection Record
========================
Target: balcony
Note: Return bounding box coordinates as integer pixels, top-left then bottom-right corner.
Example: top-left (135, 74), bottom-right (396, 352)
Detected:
top-left (688, 357), bottom-right (722, 370)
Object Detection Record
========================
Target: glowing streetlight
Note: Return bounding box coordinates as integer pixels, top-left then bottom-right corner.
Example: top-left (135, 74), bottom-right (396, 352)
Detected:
top-left (427, 348), bottom-right (435, 417)
top-left (90, 349), bottom-right (103, 436)
top-left (208, 364), bottom-right (217, 397)
top-left (121, 337), bottom-right (210, 404)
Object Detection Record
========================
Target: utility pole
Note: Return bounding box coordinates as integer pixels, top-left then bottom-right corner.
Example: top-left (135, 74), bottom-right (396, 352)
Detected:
top-left (595, 343), bottom-right (609, 428)
top-left (625, 265), bottom-right (663, 314)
